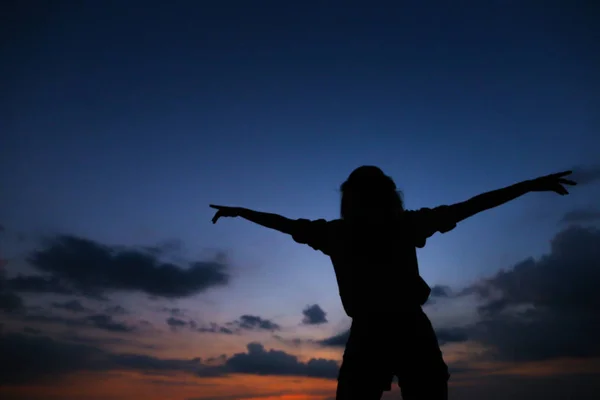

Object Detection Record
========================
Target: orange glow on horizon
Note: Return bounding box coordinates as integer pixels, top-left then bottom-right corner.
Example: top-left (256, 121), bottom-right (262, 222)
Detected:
top-left (0, 371), bottom-right (337, 400)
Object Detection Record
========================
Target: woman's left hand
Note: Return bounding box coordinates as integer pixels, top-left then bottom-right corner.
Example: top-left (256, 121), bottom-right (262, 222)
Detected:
top-left (209, 205), bottom-right (243, 224)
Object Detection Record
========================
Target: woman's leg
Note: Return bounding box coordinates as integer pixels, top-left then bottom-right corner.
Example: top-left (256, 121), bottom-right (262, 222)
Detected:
top-left (335, 320), bottom-right (392, 400)
top-left (394, 308), bottom-right (450, 400)
top-left (335, 377), bottom-right (384, 400)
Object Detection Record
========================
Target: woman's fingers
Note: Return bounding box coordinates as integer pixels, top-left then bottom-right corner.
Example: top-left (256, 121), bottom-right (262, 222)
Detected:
top-left (552, 170), bottom-right (572, 178)
top-left (555, 184), bottom-right (569, 195)
top-left (210, 205), bottom-right (223, 224)
top-left (558, 179), bottom-right (577, 186)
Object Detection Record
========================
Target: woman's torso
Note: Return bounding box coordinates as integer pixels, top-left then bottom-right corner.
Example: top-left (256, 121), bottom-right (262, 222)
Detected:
top-left (327, 219), bottom-right (430, 318)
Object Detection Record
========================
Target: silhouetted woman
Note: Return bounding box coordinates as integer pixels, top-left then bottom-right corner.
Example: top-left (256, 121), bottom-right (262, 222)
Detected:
top-left (210, 166), bottom-right (576, 400)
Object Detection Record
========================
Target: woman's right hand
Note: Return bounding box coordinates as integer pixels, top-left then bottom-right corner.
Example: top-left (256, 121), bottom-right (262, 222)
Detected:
top-left (528, 171), bottom-right (577, 195)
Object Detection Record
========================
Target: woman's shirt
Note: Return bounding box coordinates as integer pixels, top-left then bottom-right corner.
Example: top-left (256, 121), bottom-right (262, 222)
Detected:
top-left (290, 206), bottom-right (457, 318)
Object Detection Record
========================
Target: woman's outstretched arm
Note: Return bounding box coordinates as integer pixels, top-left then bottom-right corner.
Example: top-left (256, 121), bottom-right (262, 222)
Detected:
top-left (448, 170), bottom-right (576, 224)
top-left (210, 205), bottom-right (297, 234)
top-left (408, 171), bottom-right (577, 247)
top-left (209, 205), bottom-right (331, 253)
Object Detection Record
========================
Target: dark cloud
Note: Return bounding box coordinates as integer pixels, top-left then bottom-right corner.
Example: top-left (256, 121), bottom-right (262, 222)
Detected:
top-left (86, 314), bottom-right (136, 333)
top-left (139, 320), bottom-right (154, 328)
top-left (0, 291), bottom-right (23, 312)
top-left (204, 354), bottom-right (228, 365)
top-left (197, 315), bottom-right (280, 334)
top-left (59, 332), bottom-right (161, 352)
top-left (197, 322), bottom-right (235, 335)
top-left (105, 305), bottom-right (128, 315)
top-left (7, 275), bottom-right (75, 296)
top-left (15, 235), bottom-right (230, 299)
top-left (233, 315), bottom-right (280, 332)
top-left (430, 285), bottom-right (452, 298)
top-left (0, 332), bottom-right (340, 385)
top-left (21, 311), bottom-right (138, 333)
top-left (23, 327), bottom-right (41, 335)
top-left (449, 373), bottom-right (600, 400)
top-left (23, 313), bottom-right (85, 328)
top-left (0, 332), bottom-right (207, 385)
top-left (162, 307), bottom-right (185, 317)
top-left (225, 342), bottom-right (338, 379)
top-left (195, 315), bottom-right (280, 335)
top-left (478, 226), bottom-right (600, 313)
top-left (318, 329), bottom-right (349, 348)
top-left (477, 298), bottom-right (509, 316)
top-left (448, 225), bottom-right (600, 362)
top-left (560, 208), bottom-right (600, 225)
top-left (426, 284), bottom-right (453, 305)
top-left (570, 164), bottom-right (600, 186)
top-left (0, 332), bottom-right (109, 384)
top-left (52, 299), bottom-right (90, 313)
top-left (435, 327), bottom-right (469, 346)
top-left (162, 318), bottom-right (234, 334)
top-left (0, 272), bottom-right (25, 312)
top-left (166, 317), bottom-right (188, 330)
top-left (302, 304), bottom-right (328, 325)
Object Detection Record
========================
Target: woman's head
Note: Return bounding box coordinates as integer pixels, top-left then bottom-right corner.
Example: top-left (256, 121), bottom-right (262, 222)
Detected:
top-left (340, 165), bottom-right (404, 221)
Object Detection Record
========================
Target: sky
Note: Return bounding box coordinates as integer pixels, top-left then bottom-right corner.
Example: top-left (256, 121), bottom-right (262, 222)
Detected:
top-left (1, 1), bottom-right (599, 399)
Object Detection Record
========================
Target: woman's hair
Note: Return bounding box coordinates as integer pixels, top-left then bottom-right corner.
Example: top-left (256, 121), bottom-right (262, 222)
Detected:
top-left (340, 165), bottom-right (404, 220)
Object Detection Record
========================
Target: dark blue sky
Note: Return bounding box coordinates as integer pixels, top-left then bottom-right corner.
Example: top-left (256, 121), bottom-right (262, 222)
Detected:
top-left (2, 0), bottom-right (599, 323)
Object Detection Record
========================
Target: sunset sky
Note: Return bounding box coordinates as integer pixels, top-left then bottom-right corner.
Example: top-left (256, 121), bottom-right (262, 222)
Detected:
top-left (1, 1), bottom-right (600, 399)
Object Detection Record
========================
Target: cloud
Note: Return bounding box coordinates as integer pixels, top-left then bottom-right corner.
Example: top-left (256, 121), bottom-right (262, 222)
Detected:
top-left (302, 304), bottom-right (328, 325)
top-left (60, 332), bottom-right (160, 351)
top-left (104, 305), bottom-right (128, 315)
top-left (560, 208), bottom-right (600, 225)
top-left (232, 315), bottom-right (280, 332)
top-left (196, 322), bottom-right (235, 334)
top-left (0, 332), bottom-right (340, 385)
top-left (225, 342), bottom-right (339, 379)
top-left (12, 234), bottom-right (230, 299)
top-left (435, 327), bottom-right (469, 345)
top-left (86, 314), bottom-right (136, 333)
top-left (0, 291), bottom-right (23, 312)
top-left (51, 300), bottom-right (91, 313)
top-left (318, 330), bottom-right (350, 348)
top-left (478, 226), bottom-right (600, 313)
top-left (0, 272), bottom-right (25, 312)
top-left (21, 311), bottom-right (139, 334)
top-left (443, 225), bottom-right (600, 362)
top-left (166, 317), bottom-right (189, 330)
top-left (161, 307), bottom-right (185, 317)
top-left (0, 331), bottom-right (207, 385)
top-left (162, 314), bottom-right (281, 334)
top-left (7, 275), bottom-right (76, 296)
top-left (426, 284), bottom-right (454, 305)
top-left (430, 285), bottom-right (452, 298)
top-left (22, 313), bottom-right (85, 328)
top-left (194, 315), bottom-right (280, 334)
